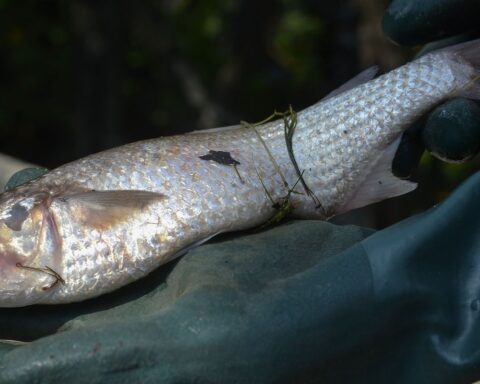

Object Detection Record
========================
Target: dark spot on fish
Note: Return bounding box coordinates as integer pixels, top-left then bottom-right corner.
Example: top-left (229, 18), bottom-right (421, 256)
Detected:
top-left (4, 203), bottom-right (29, 231)
top-left (378, 180), bottom-right (383, 185)
top-left (343, 130), bottom-right (348, 135)
top-left (199, 150), bottom-right (240, 166)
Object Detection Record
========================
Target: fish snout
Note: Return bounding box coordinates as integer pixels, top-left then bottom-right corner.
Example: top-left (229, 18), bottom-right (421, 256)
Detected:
top-left (0, 241), bottom-right (54, 307)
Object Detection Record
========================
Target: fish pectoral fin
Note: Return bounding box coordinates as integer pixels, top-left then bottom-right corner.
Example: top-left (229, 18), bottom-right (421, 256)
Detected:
top-left (339, 137), bottom-right (417, 213)
top-left (63, 190), bottom-right (167, 208)
top-left (61, 190), bottom-right (167, 229)
top-left (322, 66), bottom-right (379, 101)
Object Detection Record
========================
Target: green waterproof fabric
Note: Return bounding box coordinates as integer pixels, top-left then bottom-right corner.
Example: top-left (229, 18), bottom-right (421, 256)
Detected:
top-left (1, 172), bottom-right (480, 383)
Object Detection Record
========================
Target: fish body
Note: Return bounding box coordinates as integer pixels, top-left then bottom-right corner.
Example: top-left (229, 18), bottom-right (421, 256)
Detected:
top-left (1, 41), bottom-right (479, 306)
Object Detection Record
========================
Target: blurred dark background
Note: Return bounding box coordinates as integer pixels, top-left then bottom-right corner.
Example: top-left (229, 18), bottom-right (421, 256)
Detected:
top-left (0, 0), bottom-right (477, 228)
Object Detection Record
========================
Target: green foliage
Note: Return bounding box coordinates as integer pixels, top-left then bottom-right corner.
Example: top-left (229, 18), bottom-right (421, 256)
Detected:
top-left (272, 6), bottom-right (324, 82)
top-left (0, 1), bottom-right (72, 164)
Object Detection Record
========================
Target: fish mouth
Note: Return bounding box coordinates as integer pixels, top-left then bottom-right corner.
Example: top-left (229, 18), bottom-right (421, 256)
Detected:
top-left (0, 260), bottom-right (26, 307)
top-left (0, 247), bottom-right (23, 271)
top-left (0, 257), bottom-right (56, 308)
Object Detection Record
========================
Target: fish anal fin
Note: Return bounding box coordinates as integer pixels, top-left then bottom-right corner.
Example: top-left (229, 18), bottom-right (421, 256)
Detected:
top-left (61, 190), bottom-right (167, 230)
top-left (168, 232), bottom-right (220, 262)
top-left (340, 138), bottom-right (417, 213)
top-left (323, 66), bottom-right (379, 101)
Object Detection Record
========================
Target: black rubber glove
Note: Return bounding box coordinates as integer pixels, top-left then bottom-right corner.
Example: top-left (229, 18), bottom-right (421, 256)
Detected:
top-left (383, 0), bottom-right (480, 177)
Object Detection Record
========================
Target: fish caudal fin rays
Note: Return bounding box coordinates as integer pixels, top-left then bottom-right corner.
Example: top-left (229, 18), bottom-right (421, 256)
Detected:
top-left (457, 39), bottom-right (480, 100)
top-left (322, 66), bottom-right (379, 101)
top-left (441, 38), bottom-right (480, 100)
top-left (61, 190), bottom-right (167, 229)
top-left (339, 137), bottom-right (417, 213)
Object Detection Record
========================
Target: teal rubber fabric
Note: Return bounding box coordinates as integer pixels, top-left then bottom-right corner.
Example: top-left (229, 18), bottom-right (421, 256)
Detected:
top-left (363, 171), bottom-right (480, 383)
top-left (1, 172), bottom-right (480, 383)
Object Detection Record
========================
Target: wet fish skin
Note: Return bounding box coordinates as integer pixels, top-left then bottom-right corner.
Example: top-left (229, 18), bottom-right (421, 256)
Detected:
top-left (0, 40), bottom-right (479, 307)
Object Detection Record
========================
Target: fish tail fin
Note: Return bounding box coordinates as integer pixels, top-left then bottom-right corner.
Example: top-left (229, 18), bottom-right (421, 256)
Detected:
top-left (440, 38), bottom-right (480, 100)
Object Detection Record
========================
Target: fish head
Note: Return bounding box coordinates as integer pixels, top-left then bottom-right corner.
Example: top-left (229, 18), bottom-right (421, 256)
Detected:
top-left (0, 191), bottom-right (60, 307)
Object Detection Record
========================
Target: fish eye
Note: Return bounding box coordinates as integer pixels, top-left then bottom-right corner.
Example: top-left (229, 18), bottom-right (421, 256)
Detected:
top-left (3, 203), bottom-right (29, 231)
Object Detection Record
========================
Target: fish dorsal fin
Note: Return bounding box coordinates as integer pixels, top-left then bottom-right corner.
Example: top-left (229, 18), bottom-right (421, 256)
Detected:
top-left (187, 124), bottom-right (241, 135)
top-left (0, 339), bottom-right (30, 346)
top-left (339, 137), bottom-right (417, 213)
top-left (322, 66), bottom-right (379, 101)
top-left (60, 190), bottom-right (167, 229)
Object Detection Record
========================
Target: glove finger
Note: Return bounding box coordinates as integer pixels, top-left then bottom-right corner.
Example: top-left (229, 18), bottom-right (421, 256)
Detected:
top-left (422, 98), bottom-right (480, 163)
top-left (382, 0), bottom-right (480, 46)
top-left (392, 120), bottom-right (425, 178)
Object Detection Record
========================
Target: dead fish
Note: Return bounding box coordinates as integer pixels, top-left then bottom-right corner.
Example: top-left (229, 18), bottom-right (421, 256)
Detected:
top-left (0, 40), bottom-right (479, 307)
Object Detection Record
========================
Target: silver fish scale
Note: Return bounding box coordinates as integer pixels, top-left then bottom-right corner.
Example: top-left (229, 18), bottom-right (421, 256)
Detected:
top-left (0, 48), bottom-right (475, 305)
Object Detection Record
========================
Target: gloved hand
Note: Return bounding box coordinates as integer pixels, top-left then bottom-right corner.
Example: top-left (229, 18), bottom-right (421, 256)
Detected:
top-left (384, 0), bottom-right (480, 177)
